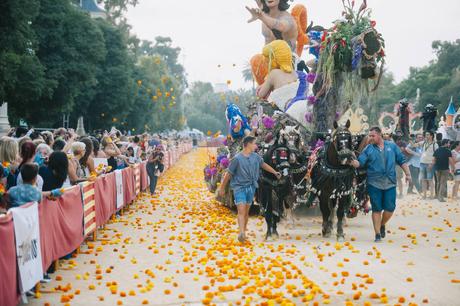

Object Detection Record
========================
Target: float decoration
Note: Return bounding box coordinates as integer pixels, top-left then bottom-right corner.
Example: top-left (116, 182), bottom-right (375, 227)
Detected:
top-left (225, 103), bottom-right (251, 140)
top-left (315, 0), bottom-right (385, 100)
top-left (337, 107), bottom-right (369, 134)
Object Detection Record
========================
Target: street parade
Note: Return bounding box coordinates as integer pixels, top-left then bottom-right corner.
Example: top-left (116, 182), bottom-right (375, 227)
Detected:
top-left (1, 0), bottom-right (460, 305)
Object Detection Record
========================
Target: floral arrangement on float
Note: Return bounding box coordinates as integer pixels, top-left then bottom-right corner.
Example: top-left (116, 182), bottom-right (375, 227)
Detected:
top-left (203, 147), bottom-right (230, 193)
top-left (315, 0), bottom-right (386, 100)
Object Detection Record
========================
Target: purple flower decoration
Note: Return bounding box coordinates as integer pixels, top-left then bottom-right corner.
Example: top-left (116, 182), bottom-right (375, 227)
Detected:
top-left (209, 167), bottom-right (218, 176)
top-left (262, 116), bottom-right (275, 129)
top-left (222, 139), bottom-right (228, 146)
top-left (306, 73), bottom-right (316, 84)
top-left (305, 112), bottom-right (313, 123)
top-left (335, 112), bottom-right (341, 120)
top-left (220, 157), bottom-right (229, 169)
top-left (217, 154), bottom-right (226, 163)
top-left (307, 95), bottom-right (318, 105)
top-left (314, 139), bottom-right (325, 149)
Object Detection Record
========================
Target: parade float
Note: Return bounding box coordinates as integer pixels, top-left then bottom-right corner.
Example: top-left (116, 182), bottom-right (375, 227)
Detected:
top-left (210, 1), bottom-right (387, 228)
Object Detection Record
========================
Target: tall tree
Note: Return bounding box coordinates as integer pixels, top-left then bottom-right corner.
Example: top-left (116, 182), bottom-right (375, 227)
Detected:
top-left (0, 0), bottom-right (45, 123)
top-left (12, 0), bottom-right (107, 127)
top-left (74, 19), bottom-right (135, 131)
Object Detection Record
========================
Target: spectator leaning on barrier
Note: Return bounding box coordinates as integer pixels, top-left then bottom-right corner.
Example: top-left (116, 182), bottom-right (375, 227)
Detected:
top-left (68, 141), bottom-right (87, 184)
top-left (16, 141), bottom-right (44, 191)
top-left (79, 137), bottom-right (96, 177)
top-left (126, 147), bottom-right (136, 165)
top-left (39, 151), bottom-right (69, 192)
top-left (129, 135), bottom-right (142, 163)
top-left (102, 136), bottom-right (122, 172)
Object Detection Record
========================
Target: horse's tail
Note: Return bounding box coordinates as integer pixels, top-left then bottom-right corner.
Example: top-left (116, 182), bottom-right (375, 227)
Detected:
top-left (291, 4), bottom-right (309, 57)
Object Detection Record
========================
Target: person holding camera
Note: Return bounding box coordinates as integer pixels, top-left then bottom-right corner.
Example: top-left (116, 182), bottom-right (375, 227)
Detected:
top-left (146, 146), bottom-right (164, 195)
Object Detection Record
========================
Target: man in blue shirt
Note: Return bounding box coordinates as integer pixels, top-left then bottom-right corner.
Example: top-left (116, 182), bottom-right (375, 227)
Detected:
top-left (220, 136), bottom-right (281, 243)
top-left (350, 127), bottom-right (412, 242)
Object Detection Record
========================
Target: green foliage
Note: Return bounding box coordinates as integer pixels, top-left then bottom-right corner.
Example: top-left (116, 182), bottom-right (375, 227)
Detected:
top-left (369, 39), bottom-right (460, 125)
top-left (76, 18), bottom-right (135, 131)
top-left (183, 82), bottom-right (255, 134)
top-left (126, 55), bottom-right (183, 133)
top-left (1, 0), bottom-right (186, 132)
top-left (8, 0), bottom-right (106, 126)
top-left (0, 0), bottom-right (45, 113)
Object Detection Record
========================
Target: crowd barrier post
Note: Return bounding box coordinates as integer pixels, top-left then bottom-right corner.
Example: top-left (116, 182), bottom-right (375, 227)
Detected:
top-left (80, 181), bottom-right (97, 241)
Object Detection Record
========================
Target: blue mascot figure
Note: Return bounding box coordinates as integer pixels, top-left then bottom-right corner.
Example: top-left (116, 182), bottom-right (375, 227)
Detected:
top-left (225, 103), bottom-right (251, 140)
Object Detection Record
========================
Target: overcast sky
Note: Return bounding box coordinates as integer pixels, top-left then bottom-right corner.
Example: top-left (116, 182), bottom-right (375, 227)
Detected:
top-left (126, 0), bottom-right (460, 89)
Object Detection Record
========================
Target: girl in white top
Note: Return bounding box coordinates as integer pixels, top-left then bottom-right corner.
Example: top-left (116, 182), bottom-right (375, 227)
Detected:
top-left (419, 131), bottom-right (438, 199)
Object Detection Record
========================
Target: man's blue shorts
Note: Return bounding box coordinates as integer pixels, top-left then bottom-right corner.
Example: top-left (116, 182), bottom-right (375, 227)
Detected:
top-left (233, 186), bottom-right (255, 205)
top-left (420, 163), bottom-right (434, 180)
top-left (367, 185), bottom-right (396, 212)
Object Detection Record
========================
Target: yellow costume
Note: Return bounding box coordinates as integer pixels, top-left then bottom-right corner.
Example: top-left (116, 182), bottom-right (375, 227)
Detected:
top-left (251, 40), bottom-right (293, 85)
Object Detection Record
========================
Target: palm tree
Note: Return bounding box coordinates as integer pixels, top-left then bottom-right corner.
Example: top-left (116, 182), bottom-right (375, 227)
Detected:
top-left (241, 62), bottom-right (255, 93)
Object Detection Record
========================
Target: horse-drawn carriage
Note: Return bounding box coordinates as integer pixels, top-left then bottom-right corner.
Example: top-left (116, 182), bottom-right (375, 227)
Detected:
top-left (205, 0), bottom-right (387, 240)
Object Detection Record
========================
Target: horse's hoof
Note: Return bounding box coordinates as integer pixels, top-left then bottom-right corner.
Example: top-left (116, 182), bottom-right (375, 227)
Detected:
top-left (322, 232), bottom-right (331, 238)
top-left (337, 235), bottom-right (345, 242)
top-left (273, 228), bottom-right (280, 238)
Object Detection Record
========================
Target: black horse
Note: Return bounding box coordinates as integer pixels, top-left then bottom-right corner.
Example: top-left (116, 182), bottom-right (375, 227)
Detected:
top-left (259, 143), bottom-right (292, 240)
top-left (309, 120), bottom-right (355, 240)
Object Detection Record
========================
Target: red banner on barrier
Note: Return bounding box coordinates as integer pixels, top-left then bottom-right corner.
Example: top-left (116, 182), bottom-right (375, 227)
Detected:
top-left (94, 172), bottom-right (116, 227)
top-left (0, 214), bottom-right (19, 306)
top-left (39, 186), bottom-right (85, 272)
top-left (140, 163), bottom-right (148, 192)
top-left (122, 167), bottom-right (135, 205)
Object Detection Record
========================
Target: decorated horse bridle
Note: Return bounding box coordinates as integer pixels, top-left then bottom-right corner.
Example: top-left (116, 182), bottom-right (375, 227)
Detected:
top-left (332, 128), bottom-right (353, 154)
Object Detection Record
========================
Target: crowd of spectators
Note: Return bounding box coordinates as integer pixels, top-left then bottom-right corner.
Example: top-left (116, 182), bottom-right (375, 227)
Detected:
top-left (0, 126), bottom-right (190, 213)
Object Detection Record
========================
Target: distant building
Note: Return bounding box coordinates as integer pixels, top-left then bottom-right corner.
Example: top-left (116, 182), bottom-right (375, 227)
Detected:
top-left (79, 0), bottom-right (107, 19)
top-left (214, 83), bottom-right (229, 93)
